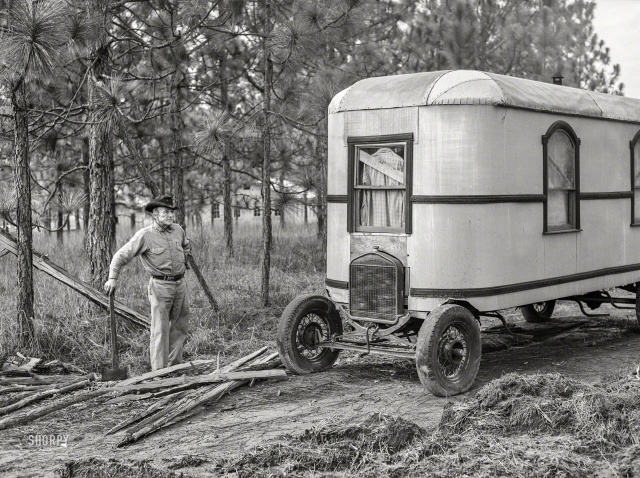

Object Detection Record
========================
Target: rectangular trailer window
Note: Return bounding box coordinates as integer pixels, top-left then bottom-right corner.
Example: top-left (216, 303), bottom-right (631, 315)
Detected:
top-left (355, 144), bottom-right (405, 231)
top-left (543, 123), bottom-right (580, 233)
top-left (347, 134), bottom-right (413, 234)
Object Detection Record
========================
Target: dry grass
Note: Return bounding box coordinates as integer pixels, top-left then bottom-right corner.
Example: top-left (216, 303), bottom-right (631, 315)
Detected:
top-left (0, 221), bottom-right (324, 375)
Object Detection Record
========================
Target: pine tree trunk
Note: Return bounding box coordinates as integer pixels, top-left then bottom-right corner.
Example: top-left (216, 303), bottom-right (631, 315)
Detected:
top-left (110, 150), bottom-right (116, 243)
top-left (82, 137), bottom-right (90, 232)
top-left (169, 14), bottom-right (187, 227)
top-left (87, 74), bottom-right (114, 288)
top-left (220, 54), bottom-right (234, 257)
top-left (56, 177), bottom-right (64, 245)
top-left (279, 171), bottom-right (285, 229)
top-left (11, 81), bottom-right (35, 347)
top-left (303, 192), bottom-right (308, 225)
top-left (261, 0), bottom-right (273, 307)
top-left (316, 123), bottom-right (328, 263)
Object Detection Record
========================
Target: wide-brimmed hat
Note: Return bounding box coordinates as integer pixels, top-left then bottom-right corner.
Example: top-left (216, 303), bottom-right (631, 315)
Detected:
top-left (145, 195), bottom-right (178, 213)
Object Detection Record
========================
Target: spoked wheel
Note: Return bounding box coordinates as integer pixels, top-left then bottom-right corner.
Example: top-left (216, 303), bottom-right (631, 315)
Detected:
top-left (276, 295), bottom-right (343, 374)
top-left (521, 300), bottom-right (556, 323)
top-left (416, 304), bottom-right (481, 397)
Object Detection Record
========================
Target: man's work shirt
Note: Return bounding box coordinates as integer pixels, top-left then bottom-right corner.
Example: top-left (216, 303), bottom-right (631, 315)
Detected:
top-left (109, 223), bottom-right (191, 280)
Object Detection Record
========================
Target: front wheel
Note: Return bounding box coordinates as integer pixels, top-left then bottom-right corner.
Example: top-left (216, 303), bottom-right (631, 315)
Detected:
top-left (276, 295), bottom-right (343, 375)
top-left (520, 300), bottom-right (556, 323)
top-left (415, 304), bottom-right (481, 397)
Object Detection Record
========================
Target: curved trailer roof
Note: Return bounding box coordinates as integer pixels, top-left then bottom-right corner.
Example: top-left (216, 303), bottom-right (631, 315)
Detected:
top-left (329, 70), bottom-right (640, 124)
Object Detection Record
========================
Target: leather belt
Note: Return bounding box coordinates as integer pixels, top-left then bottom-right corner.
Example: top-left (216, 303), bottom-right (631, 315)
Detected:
top-left (152, 275), bottom-right (183, 282)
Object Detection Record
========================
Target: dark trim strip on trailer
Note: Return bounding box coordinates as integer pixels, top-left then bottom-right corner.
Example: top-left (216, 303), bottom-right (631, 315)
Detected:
top-left (580, 191), bottom-right (633, 200)
top-left (411, 262), bottom-right (640, 298)
top-left (410, 195), bottom-right (544, 204)
top-left (326, 195), bottom-right (348, 203)
top-left (408, 193), bottom-right (635, 203)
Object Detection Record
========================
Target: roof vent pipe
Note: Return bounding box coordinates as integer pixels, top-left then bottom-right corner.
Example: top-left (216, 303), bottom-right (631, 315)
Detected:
top-left (552, 71), bottom-right (564, 85)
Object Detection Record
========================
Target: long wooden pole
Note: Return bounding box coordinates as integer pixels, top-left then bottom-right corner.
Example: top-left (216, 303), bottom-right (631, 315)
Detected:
top-left (0, 229), bottom-right (149, 328)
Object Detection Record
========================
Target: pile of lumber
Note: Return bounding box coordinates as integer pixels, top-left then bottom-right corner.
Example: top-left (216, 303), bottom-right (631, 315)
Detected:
top-left (0, 373), bottom-right (102, 431)
top-left (0, 347), bottom-right (286, 444)
top-left (106, 346), bottom-right (284, 447)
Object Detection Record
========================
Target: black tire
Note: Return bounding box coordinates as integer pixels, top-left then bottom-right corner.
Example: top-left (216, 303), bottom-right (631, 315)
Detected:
top-left (520, 300), bottom-right (556, 323)
top-left (635, 283), bottom-right (640, 326)
top-left (276, 295), bottom-right (343, 375)
top-left (415, 304), bottom-right (481, 397)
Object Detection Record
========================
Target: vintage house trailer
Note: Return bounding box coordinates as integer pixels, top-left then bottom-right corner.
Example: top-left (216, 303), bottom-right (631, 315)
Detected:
top-left (276, 70), bottom-right (640, 396)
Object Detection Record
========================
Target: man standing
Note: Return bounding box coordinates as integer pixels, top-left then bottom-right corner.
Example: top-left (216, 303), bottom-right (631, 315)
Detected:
top-left (104, 195), bottom-right (190, 370)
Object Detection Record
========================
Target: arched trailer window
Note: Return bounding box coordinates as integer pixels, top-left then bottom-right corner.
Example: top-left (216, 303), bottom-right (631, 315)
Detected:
top-left (542, 121), bottom-right (581, 233)
top-left (347, 133), bottom-right (413, 234)
top-left (631, 130), bottom-right (640, 225)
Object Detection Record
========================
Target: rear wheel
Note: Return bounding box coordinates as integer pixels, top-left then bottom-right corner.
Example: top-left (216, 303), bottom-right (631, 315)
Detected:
top-left (521, 300), bottom-right (556, 323)
top-left (415, 304), bottom-right (481, 397)
top-left (635, 283), bottom-right (640, 326)
top-left (276, 295), bottom-right (342, 375)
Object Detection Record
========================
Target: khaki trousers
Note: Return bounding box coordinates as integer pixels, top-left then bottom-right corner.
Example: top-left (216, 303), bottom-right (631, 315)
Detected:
top-left (148, 278), bottom-right (189, 370)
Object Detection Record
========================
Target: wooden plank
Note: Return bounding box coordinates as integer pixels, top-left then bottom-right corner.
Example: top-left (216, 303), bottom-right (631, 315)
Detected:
top-left (0, 390), bottom-right (108, 431)
top-left (0, 374), bottom-right (96, 416)
top-left (112, 369), bottom-right (286, 393)
top-left (117, 346), bottom-right (268, 387)
top-left (0, 248), bottom-right (9, 259)
top-left (0, 230), bottom-right (149, 329)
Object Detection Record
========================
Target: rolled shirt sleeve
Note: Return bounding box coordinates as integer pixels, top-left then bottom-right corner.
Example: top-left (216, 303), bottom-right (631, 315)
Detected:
top-left (108, 230), bottom-right (149, 280)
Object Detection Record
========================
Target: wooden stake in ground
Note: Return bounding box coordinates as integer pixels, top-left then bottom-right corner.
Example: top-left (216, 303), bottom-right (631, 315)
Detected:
top-left (187, 255), bottom-right (219, 312)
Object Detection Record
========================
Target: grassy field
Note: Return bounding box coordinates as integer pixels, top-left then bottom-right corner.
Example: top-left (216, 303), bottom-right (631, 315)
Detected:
top-left (0, 220), bottom-right (325, 374)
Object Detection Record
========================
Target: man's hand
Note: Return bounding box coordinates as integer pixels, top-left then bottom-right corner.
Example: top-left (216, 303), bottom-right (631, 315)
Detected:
top-left (104, 279), bottom-right (118, 295)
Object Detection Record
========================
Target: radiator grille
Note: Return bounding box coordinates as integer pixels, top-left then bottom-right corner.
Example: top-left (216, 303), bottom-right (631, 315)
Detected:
top-left (349, 263), bottom-right (397, 321)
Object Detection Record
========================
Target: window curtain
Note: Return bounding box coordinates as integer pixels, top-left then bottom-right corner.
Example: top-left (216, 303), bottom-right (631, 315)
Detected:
top-left (547, 132), bottom-right (574, 229)
top-left (358, 147), bottom-right (404, 228)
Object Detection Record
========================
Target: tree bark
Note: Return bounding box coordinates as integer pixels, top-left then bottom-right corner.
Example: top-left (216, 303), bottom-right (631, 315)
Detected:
top-left (82, 137), bottom-right (90, 232)
top-left (87, 73), bottom-right (115, 288)
top-left (220, 53), bottom-right (234, 257)
top-left (56, 169), bottom-right (64, 245)
top-left (261, 0), bottom-right (273, 306)
top-left (11, 80), bottom-right (35, 347)
top-left (169, 11), bottom-right (187, 227)
top-left (316, 122), bottom-right (328, 263)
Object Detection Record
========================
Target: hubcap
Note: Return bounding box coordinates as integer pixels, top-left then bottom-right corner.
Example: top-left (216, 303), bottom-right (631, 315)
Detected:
top-left (533, 302), bottom-right (548, 313)
top-left (296, 313), bottom-right (330, 361)
top-left (437, 325), bottom-right (468, 380)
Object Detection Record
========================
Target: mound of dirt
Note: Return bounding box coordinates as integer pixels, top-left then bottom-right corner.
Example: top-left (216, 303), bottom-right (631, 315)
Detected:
top-left (217, 372), bottom-right (640, 478)
top-left (440, 372), bottom-right (640, 450)
top-left (214, 414), bottom-right (425, 477)
top-left (57, 457), bottom-right (193, 478)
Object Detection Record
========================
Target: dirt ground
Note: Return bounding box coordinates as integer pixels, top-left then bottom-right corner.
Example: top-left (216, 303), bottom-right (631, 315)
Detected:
top-left (1, 301), bottom-right (640, 478)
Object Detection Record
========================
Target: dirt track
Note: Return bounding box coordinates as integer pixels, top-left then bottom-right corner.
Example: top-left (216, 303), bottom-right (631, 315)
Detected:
top-left (1, 302), bottom-right (639, 477)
